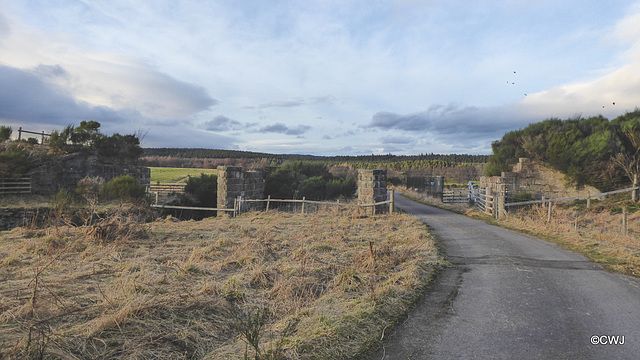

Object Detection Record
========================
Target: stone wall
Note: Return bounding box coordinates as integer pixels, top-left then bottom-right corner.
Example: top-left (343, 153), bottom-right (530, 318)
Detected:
top-left (216, 166), bottom-right (264, 214)
top-left (0, 207), bottom-right (48, 231)
top-left (480, 158), bottom-right (600, 200)
top-left (28, 152), bottom-right (150, 195)
top-left (357, 169), bottom-right (387, 215)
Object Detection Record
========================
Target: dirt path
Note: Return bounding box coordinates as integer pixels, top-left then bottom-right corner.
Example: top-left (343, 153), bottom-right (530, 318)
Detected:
top-left (369, 195), bottom-right (640, 359)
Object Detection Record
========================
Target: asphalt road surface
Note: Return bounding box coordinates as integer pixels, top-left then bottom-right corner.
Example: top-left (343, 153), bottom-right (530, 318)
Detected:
top-left (370, 195), bottom-right (640, 360)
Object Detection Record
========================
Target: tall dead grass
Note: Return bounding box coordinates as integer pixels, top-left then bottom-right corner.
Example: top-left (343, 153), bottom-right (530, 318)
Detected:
top-left (0, 208), bottom-right (441, 359)
top-left (489, 200), bottom-right (640, 276)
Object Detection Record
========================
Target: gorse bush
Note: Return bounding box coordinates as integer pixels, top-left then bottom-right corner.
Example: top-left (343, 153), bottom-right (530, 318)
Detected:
top-left (485, 109), bottom-right (640, 191)
top-left (48, 121), bottom-right (143, 160)
top-left (264, 161), bottom-right (357, 200)
top-left (0, 141), bottom-right (53, 177)
top-left (183, 173), bottom-right (218, 207)
top-left (101, 175), bottom-right (146, 202)
top-left (0, 126), bottom-right (11, 142)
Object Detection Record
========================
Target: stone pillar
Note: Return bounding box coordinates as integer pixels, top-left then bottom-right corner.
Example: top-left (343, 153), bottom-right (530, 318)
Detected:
top-left (216, 166), bottom-right (264, 215)
top-left (434, 176), bottom-right (444, 200)
top-left (358, 169), bottom-right (387, 215)
top-left (217, 166), bottom-right (244, 215)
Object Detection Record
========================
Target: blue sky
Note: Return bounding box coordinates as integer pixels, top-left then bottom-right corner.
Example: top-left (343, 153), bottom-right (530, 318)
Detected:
top-left (1, 0), bottom-right (640, 155)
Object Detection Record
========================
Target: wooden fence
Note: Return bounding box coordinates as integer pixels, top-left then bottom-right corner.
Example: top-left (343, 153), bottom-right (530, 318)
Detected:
top-left (0, 177), bottom-right (31, 195)
top-left (149, 183), bottom-right (186, 195)
top-left (151, 192), bottom-right (396, 217)
top-left (442, 189), bottom-right (472, 203)
top-left (17, 127), bottom-right (51, 144)
top-left (504, 186), bottom-right (640, 208)
top-left (473, 186), bottom-right (640, 220)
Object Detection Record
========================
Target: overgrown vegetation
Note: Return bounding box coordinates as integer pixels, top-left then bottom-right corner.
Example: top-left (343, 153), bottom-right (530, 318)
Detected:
top-left (484, 109), bottom-right (640, 191)
top-left (0, 141), bottom-right (56, 177)
top-left (0, 121), bottom-right (144, 178)
top-left (0, 126), bottom-right (12, 143)
top-left (182, 173), bottom-right (218, 207)
top-left (100, 175), bottom-right (147, 203)
top-left (0, 208), bottom-right (442, 359)
top-left (264, 161), bottom-right (356, 201)
top-left (49, 121), bottom-right (143, 159)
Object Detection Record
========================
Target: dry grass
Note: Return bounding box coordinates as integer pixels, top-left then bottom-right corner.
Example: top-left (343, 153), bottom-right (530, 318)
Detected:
top-left (0, 208), bottom-right (441, 359)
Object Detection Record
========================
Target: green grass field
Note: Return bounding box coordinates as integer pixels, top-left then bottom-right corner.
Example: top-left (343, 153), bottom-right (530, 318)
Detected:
top-left (149, 167), bottom-right (217, 184)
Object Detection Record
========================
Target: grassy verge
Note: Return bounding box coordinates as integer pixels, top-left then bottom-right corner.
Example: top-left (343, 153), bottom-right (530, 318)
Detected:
top-left (0, 208), bottom-right (442, 359)
top-left (150, 167), bottom-right (218, 184)
top-left (400, 190), bottom-right (640, 277)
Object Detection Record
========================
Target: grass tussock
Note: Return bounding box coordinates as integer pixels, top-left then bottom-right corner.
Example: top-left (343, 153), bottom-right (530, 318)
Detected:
top-left (491, 200), bottom-right (640, 277)
top-left (0, 208), bottom-right (441, 359)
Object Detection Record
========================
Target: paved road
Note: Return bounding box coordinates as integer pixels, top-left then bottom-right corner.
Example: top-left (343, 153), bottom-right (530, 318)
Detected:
top-left (370, 195), bottom-right (640, 359)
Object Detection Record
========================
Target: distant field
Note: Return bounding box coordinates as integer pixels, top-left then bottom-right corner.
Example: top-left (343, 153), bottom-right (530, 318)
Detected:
top-left (149, 167), bottom-right (217, 184)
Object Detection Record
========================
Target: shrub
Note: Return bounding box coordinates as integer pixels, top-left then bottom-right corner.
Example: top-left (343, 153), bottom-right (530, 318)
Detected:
top-left (101, 175), bottom-right (146, 202)
top-left (265, 161), bottom-right (357, 200)
top-left (183, 173), bottom-right (218, 207)
top-left (93, 133), bottom-right (143, 159)
top-left (0, 126), bottom-right (11, 142)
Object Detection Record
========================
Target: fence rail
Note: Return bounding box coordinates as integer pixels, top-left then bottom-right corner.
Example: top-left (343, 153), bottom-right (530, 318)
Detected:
top-left (152, 193), bottom-right (395, 217)
top-left (0, 177), bottom-right (31, 194)
top-left (442, 189), bottom-right (472, 203)
top-left (149, 183), bottom-right (187, 195)
top-left (17, 127), bottom-right (51, 144)
top-left (505, 186), bottom-right (640, 207)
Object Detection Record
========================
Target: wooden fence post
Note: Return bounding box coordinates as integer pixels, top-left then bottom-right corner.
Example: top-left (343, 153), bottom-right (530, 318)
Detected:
top-left (18, 127), bottom-right (22, 141)
top-left (547, 201), bottom-right (553, 223)
top-left (389, 190), bottom-right (395, 214)
top-left (486, 188), bottom-right (493, 216)
top-left (234, 198), bottom-right (238, 217)
top-left (301, 197), bottom-right (306, 214)
top-left (266, 195), bottom-right (271, 212)
top-left (586, 191), bottom-right (591, 209)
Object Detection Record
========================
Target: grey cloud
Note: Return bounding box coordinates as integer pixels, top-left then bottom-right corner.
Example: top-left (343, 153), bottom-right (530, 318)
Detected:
top-left (0, 64), bottom-right (136, 126)
top-left (144, 126), bottom-right (238, 149)
top-left (244, 96), bottom-right (335, 110)
top-left (32, 64), bottom-right (69, 80)
top-left (142, 71), bottom-right (218, 116)
top-left (379, 135), bottom-right (413, 144)
top-left (244, 100), bottom-right (304, 110)
top-left (368, 103), bottom-right (536, 139)
top-left (257, 122), bottom-right (312, 135)
top-left (203, 115), bottom-right (243, 131)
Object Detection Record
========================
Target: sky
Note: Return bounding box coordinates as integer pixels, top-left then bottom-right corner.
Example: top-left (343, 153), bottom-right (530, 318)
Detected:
top-left (1, 0), bottom-right (640, 156)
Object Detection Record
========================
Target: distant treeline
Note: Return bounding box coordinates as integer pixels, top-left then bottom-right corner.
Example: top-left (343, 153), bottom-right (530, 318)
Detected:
top-left (485, 109), bottom-right (640, 191)
top-left (141, 148), bottom-right (489, 172)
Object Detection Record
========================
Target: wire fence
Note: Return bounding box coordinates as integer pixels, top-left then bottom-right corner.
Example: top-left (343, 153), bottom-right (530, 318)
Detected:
top-left (151, 193), bottom-right (396, 217)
